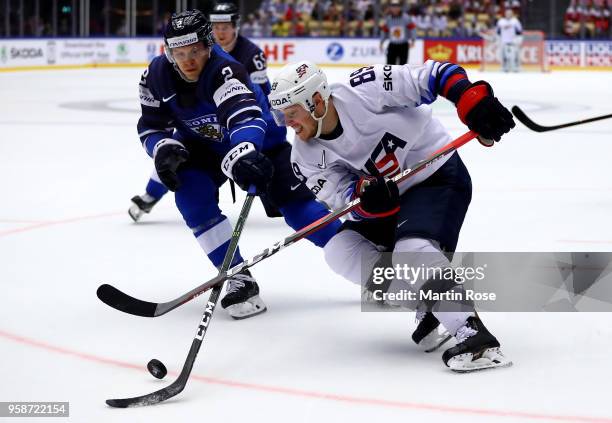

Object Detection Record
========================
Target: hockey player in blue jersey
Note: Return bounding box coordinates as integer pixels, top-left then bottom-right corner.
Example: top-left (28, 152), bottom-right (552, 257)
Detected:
top-left (129, 3), bottom-right (271, 221)
top-left (135, 10), bottom-right (340, 319)
top-left (209, 3), bottom-right (270, 95)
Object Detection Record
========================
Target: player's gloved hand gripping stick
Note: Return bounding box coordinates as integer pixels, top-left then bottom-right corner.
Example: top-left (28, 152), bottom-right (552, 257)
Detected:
top-left (101, 131), bottom-right (493, 407)
top-left (98, 130), bottom-right (483, 319)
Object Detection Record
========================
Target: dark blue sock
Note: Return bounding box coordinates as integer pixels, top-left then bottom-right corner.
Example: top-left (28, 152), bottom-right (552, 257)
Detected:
top-left (146, 178), bottom-right (169, 200)
top-left (279, 200), bottom-right (341, 248)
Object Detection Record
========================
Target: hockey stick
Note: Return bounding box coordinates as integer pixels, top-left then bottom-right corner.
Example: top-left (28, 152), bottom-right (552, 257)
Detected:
top-left (512, 105), bottom-right (612, 132)
top-left (105, 186), bottom-right (257, 408)
top-left (97, 130), bottom-right (479, 318)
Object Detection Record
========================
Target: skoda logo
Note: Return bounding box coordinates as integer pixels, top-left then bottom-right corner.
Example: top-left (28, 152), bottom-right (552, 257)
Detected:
top-left (326, 42), bottom-right (344, 61)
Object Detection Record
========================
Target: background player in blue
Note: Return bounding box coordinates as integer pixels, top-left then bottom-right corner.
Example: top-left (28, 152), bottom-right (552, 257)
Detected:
top-left (209, 3), bottom-right (270, 95)
top-left (136, 10), bottom-right (340, 319)
top-left (128, 2), bottom-right (270, 221)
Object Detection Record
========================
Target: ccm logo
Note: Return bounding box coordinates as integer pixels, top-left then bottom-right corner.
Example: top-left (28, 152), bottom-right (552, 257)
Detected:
top-left (195, 301), bottom-right (216, 340)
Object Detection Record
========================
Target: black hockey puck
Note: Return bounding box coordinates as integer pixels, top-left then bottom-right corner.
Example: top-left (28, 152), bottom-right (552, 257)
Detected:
top-left (147, 358), bottom-right (167, 379)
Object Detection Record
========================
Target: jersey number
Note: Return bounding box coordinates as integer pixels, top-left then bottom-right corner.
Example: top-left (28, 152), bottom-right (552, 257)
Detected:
top-left (139, 68), bottom-right (149, 86)
top-left (252, 52), bottom-right (266, 70)
top-left (221, 66), bottom-right (234, 82)
top-left (349, 66), bottom-right (375, 87)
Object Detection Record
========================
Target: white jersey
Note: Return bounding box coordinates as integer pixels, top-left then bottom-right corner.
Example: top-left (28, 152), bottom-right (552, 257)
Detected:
top-left (291, 60), bottom-right (455, 215)
top-left (496, 17), bottom-right (523, 44)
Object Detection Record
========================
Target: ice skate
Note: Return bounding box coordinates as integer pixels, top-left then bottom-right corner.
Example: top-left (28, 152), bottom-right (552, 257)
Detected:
top-left (412, 311), bottom-right (452, 353)
top-left (221, 270), bottom-right (267, 319)
top-left (442, 316), bottom-right (512, 372)
top-left (128, 194), bottom-right (160, 222)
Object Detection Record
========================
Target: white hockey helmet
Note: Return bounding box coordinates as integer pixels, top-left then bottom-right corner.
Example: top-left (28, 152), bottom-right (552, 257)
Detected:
top-left (268, 61), bottom-right (331, 137)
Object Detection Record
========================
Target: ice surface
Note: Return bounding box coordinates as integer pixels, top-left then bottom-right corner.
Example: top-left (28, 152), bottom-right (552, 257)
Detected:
top-left (1, 66), bottom-right (612, 422)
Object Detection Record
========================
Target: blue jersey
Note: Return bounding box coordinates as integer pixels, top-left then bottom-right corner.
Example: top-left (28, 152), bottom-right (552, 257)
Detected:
top-left (137, 44), bottom-right (284, 158)
top-left (228, 35), bottom-right (271, 96)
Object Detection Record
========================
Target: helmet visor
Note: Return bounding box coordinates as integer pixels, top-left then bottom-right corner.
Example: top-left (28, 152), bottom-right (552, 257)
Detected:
top-left (166, 42), bottom-right (208, 63)
top-left (270, 108), bottom-right (287, 127)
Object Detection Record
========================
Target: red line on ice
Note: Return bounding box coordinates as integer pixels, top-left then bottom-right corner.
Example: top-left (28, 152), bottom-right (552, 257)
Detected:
top-left (1, 329), bottom-right (611, 423)
top-left (0, 211), bottom-right (126, 237)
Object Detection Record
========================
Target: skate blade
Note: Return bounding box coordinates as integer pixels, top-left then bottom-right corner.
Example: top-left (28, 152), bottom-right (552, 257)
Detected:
top-left (448, 347), bottom-right (513, 373)
top-left (226, 295), bottom-right (267, 320)
top-left (421, 331), bottom-right (453, 353)
top-left (128, 204), bottom-right (144, 222)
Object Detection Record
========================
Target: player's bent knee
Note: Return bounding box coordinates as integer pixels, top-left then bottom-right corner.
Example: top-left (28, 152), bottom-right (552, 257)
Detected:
top-left (324, 229), bottom-right (382, 285)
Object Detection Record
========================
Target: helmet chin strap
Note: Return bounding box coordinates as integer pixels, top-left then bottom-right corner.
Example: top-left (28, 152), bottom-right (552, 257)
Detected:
top-left (312, 98), bottom-right (329, 138)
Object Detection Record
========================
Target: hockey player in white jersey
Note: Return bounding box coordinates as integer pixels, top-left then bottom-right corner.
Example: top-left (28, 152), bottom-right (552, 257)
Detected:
top-left (269, 60), bottom-right (515, 371)
top-left (496, 9), bottom-right (523, 72)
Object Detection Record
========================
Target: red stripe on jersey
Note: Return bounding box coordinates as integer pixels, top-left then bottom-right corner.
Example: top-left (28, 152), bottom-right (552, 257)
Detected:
top-left (442, 73), bottom-right (467, 97)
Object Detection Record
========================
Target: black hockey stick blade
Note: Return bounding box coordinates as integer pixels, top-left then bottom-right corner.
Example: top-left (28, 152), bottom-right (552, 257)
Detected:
top-left (106, 382), bottom-right (183, 408)
top-left (97, 284), bottom-right (157, 317)
top-left (512, 105), bottom-right (612, 132)
top-left (106, 338), bottom-right (200, 407)
top-left (96, 280), bottom-right (219, 317)
top-left (106, 192), bottom-right (256, 407)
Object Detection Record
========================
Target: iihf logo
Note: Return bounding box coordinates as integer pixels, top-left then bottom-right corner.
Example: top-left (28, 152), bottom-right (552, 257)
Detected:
top-left (296, 64), bottom-right (309, 78)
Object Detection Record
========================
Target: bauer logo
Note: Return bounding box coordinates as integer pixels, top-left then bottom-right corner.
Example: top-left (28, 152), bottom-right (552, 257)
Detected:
top-left (326, 42), bottom-right (344, 61)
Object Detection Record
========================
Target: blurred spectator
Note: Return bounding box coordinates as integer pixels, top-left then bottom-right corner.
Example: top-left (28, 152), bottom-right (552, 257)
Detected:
top-left (415, 11), bottom-right (433, 36)
top-left (563, 0), bottom-right (611, 39)
top-left (9, 0), bottom-right (609, 40)
top-left (564, 4), bottom-right (580, 37)
top-left (432, 12), bottom-right (448, 36)
top-left (242, 13), bottom-right (265, 37)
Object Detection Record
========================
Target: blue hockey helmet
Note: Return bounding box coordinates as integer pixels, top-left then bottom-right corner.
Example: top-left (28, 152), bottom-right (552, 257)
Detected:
top-left (209, 3), bottom-right (241, 27)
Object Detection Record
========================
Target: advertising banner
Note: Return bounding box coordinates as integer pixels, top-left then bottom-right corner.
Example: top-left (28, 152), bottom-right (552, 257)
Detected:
top-left (584, 41), bottom-right (612, 67)
top-left (0, 38), bottom-right (164, 69)
top-left (0, 37), bottom-right (610, 71)
top-left (252, 38), bottom-right (424, 66)
top-left (547, 40), bottom-right (612, 67)
top-left (423, 38), bottom-right (546, 67)
top-left (423, 39), bottom-right (483, 64)
top-left (547, 41), bottom-right (582, 67)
